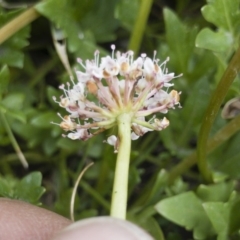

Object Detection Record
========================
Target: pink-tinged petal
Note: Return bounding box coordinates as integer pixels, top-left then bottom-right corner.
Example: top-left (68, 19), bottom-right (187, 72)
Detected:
top-left (106, 135), bottom-right (119, 153)
top-left (143, 57), bottom-right (155, 77)
top-left (101, 56), bottom-right (120, 77)
top-left (131, 132), bottom-right (139, 140)
top-left (131, 123), bottom-right (151, 137)
top-left (135, 78), bottom-right (147, 93)
top-left (118, 80), bottom-right (125, 95)
top-left (135, 105), bottom-right (168, 117)
top-left (75, 71), bottom-right (91, 84)
top-left (77, 109), bottom-right (104, 119)
top-left (107, 135), bottom-right (117, 145)
top-left (97, 86), bottom-right (117, 109)
top-left (68, 129), bottom-right (93, 141)
top-left (106, 76), bottom-right (123, 107)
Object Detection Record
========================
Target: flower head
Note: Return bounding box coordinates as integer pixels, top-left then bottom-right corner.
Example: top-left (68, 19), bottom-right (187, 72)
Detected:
top-left (52, 45), bottom-right (181, 147)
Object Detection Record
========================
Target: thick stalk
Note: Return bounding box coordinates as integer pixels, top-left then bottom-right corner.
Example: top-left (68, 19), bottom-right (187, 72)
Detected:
top-left (128, 0), bottom-right (154, 55)
top-left (0, 6), bottom-right (40, 45)
top-left (169, 114), bottom-right (240, 184)
top-left (110, 113), bottom-right (132, 219)
top-left (197, 46), bottom-right (240, 182)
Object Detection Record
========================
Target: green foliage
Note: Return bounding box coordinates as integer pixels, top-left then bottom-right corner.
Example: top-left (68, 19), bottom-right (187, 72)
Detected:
top-left (115, 0), bottom-right (139, 31)
top-left (0, 0), bottom-right (240, 239)
top-left (0, 172), bottom-right (45, 205)
top-left (156, 183), bottom-right (240, 239)
top-left (155, 191), bottom-right (214, 239)
top-left (196, 0), bottom-right (240, 56)
top-left (196, 28), bottom-right (233, 52)
top-left (163, 8), bottom-right (197, 75)
top-left (0, 65), bottom-right (9, 96)
top-left (0, 9), bottom-right (30, 68)
top-left (201, 0), bottom-right (240, 32)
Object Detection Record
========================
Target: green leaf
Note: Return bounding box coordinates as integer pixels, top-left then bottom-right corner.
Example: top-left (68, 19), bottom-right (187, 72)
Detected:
top-left (0, 65), bottom-right (10, 95)
top-left (35, 0), bottom-right (113, 58)
top-left (196, 28), bottom-right (233, 52)
top-left (11, 119), bottom-right (43, 142)
top-left (0, 173), bottom-right (45, 205)
top-left (155, 191), bottom-right (215, 239)
top-left (0, 178), bottom-right (12, 197)
top-left (203, 202), bottom-right (229, 237)
top-left (0, 106), bottom-right (27, 123)
top-left (42, 136), bottom-right (58, 156)
top-left (163, 8), bottom-right (197, 73)
top-left (177, 77), bottom-right (211, 146)
top-left (228, 199), bottom-right (240, 233)
top-left (196, 181), bottom-right (234, 202)
top-left (144, 169), bottom-right (168, 205)
top-left (115, 0), bottom-right (139, 31)
top-left (35, 0), bottom-right (81, 51)
top-left (0, 9), bottom-right (30, 68)
top-left (218, 152), bottom-right (240, 178)
top-left (31, 111), bottom-right (59, 128)
top-left (80, 0), bottom-right (119, 42)
top-left (1, 93), bottom-right (25, 110)
top-left (20, 171), bottom-right (42, 186)
top-left (182, 78), bottom-right (211, 126)
top-left (129, 206), bottom-right (165, 240)
top-left (15, 172), bottom-right (45, 204)
top-left (0, 93), bottom-right (26, 122)
top-left (201, 0), bottom-right (240, 33)
top-left (214, 134), bottom-right (240, 178)
top-left (0, 175), bottom-right (17, 198)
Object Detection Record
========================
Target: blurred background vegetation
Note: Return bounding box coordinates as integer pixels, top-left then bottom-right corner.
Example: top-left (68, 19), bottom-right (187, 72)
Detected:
top-left (1, 0), bottom-right (240, 239)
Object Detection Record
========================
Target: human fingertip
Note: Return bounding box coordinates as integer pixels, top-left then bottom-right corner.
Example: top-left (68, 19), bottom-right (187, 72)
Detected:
top-left (51, 216), bottom-right (154, 240)
top-left (0, 198), bottom-right (71, 240)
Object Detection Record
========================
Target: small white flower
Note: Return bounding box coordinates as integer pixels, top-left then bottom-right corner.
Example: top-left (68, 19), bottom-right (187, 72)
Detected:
top-left (106, 135), bottom-right (119, 153)
top-left (52, 46), bottom-right (182, 147)
top-left (67, 129), bottom-right (92, 141)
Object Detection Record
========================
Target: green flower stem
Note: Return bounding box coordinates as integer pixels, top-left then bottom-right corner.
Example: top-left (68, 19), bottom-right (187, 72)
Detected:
top-left (197, 46), bottom-right (240, 182)
top-left (0, 111), bottom-right (28, 168)
top-left (128, 0), bottom-right (154, 54)
top-left (0, 6), bottom-right (40, 45)
top-left (169, 114), bottom-right (240, 184)
top-left (110, 113), bottom-right (132, 219)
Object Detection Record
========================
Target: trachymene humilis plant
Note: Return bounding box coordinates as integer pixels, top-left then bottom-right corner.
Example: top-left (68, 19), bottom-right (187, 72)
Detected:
top-left (1, 0), bottom-right (240, 238)
top-left (52, 45), bottom-right (181, 219)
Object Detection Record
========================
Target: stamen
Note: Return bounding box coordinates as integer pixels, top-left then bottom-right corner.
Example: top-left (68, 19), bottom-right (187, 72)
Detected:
top-left (111, 44), bottom-right (115, 58)
top-left (77, 58), bottom-right (86, 70)
top-left (128, 51), bottom-right (134, 64)
top-left (51, 121), bottom-right (61, 126)
top-left (52, 96), bottom-right (62, 105)
top-left (153, 50), bottom-right (157, 61)
top-left (94, 50), bottom-right (100, 66)
top-left (59, 84), bottom-right (68, 98)
top-left (57, 112), bottom-right (65, 121)
top-left (70, 75), bottom-right (76, 86)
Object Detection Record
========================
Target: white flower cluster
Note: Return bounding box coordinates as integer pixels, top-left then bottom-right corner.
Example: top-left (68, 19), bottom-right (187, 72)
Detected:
top-left (52, 45), bottom-right (181, 149)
